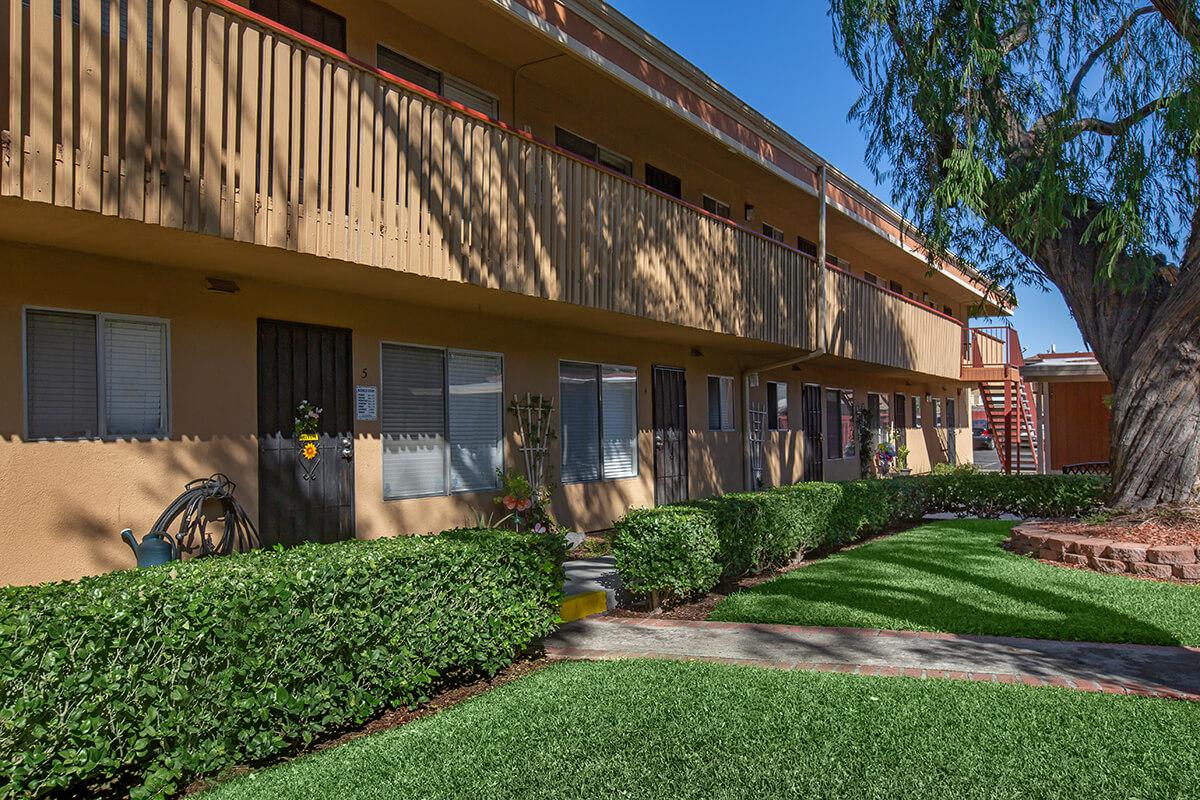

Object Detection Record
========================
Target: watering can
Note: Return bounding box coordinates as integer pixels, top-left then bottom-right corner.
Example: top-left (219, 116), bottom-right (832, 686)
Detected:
top-left (121, 529), bottom-right (180, 568)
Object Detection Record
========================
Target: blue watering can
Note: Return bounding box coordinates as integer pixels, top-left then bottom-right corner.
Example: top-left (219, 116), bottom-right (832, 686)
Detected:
top-left (121, 529), bottom-right (180, 568)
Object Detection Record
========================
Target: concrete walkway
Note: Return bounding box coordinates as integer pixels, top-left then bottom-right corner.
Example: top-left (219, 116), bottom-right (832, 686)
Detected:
top-left (544, 617), bottom-right (1200, 701)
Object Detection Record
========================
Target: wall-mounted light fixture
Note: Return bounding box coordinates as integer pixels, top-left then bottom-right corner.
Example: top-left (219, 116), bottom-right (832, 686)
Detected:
top-left (205, 277), bottom-right (240, 294)
top-left (690, 347), bottom-right (704, 358)
top-left (744, 203), bottom-right (756, 222)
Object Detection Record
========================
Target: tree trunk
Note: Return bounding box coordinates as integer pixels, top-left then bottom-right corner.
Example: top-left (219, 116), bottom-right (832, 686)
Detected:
top-left (1108, 335), bottom-right (1200, 509)
top-left (1030, 209), bottom-right (1200, 510)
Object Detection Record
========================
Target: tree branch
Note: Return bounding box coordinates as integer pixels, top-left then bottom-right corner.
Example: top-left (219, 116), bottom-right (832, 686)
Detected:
top-left (1068, 91), bottom-right (1180, 137)
top-left (1068, 6), bottom-right (1156, 101)
top-left (998, 20), bottom-right (1033, 53)
top-left (1151, 0), bottom-right (1200, 49)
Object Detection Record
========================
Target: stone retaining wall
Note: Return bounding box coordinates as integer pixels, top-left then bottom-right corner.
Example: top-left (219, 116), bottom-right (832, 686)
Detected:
top-left (1008, 524), bottom-right (1200, 582)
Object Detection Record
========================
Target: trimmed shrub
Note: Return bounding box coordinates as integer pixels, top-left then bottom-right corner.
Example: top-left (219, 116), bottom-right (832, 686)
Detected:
top-left (613, 507), bottom-right (721, 600)
top-left (613, 473), bottom-right (1108, 599)
top-left (0, 530), bottom-right (562, 799)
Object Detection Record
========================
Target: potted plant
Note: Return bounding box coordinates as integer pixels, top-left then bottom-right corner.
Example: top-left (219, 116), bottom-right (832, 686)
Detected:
top-left (895, 444), bottom-right (911, 476)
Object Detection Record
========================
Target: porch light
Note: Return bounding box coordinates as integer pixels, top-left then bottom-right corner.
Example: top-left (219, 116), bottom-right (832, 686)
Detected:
top-left (744, 203), bottom-right (756, 222)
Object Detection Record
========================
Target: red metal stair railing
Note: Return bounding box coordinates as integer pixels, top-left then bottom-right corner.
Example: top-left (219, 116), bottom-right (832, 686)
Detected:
top-left (963, 325), bottom-right (1040, 474)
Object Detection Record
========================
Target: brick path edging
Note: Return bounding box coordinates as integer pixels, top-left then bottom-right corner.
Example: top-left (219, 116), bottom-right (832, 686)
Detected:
top-left (1009, 524), bottom-right (1200, 582)
top-left (543, 618), bottom-right (1200, 702)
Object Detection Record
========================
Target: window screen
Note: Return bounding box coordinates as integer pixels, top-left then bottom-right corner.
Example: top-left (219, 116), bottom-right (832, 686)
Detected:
top-left (645, 163), bottom-right (682, 198)
top-left (381, 345), bottom-right (502, 499)
top-left (26, 310), bottom-right (168, 439)
top-left (444, 76), bottom-right (498, 118)
top-left (26, 310), bottom-right (99, 439)
top-left (104, 318), bottom-right (166, 435)
top-left (250, 0), bottom-right (346, 51)
top-left (767, 382), bottom-right (788, 430)
top-left (601, 365), bottom-right (638, 479)
top-left (377, 45), bottom-right (441, 93)
top-left (447, 351), bottom-right (503, 492)
top-left (707, 376), bottom-right (734, 431)
top-left (560, 362), bottom-right (601, 483)
top-left (381, 344), bottom-right (446, 499)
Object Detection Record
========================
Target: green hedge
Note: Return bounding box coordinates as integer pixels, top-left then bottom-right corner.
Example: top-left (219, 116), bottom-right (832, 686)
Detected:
top-left (0, 530), bottom-right (562, 799)
top-left (614, 472), bottom-right (1108, 601)
top-left (613, 507), bottom-right (721, 599)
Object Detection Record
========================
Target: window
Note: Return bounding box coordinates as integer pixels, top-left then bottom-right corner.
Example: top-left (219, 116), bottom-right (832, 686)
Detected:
top-left (825, 388), bottom-right (855, 460)
top-left (378, 45), bottom-right (441, 93)
top-left (943, 305), bottom-right (954, 317)
top-left (762, 223), bottom-right (785, 243)
top-left (707, 376), bottom-right (735, 432)
top-left (767, 381), bottom-right (788, 430)
top-left (444, 75), bottom-right (499, 118)
top-left (25, 309), bottom-right (168, 439)
top-left (381, 344), bottom-right (503, 499)
top-left (890, 280), bottom-right (903, 294)
top-left (555, 128), bottom-right (633, 177)
top-left (559, 362), bottom-right (638, 483)
top-left (251, 0), bottom-right (346, 51)
top-left (877, 393), bottom-right (891, 444)
top-left (933, 397), bottom-right (944, 427)
top-left (863, 271), bottom-right (879, 286)
top-left (797, 237), bottom-right (818, 258)
top-left (702, 195), bottom-right (731, 219)
top-left (645, 163), bottom-right (682, 198)
top-left (893, 392), bottom-right (907, 445)
top-left (912, 395), bottom-right (923, 428)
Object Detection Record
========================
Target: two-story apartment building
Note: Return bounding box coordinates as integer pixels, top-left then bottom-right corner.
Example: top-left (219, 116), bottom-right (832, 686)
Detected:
top-left (0, 0), bottom-right (1009, 585)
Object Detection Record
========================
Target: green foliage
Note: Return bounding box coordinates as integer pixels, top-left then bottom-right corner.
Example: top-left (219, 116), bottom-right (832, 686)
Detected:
top-left (0, 530), bottom-right (562, 799)
top-left (830, 0), bottom-right (1199, 292)
top-left (612, 473), bottom-right (1107, 599)
top-left (613, 507), bottom-right (721, 600)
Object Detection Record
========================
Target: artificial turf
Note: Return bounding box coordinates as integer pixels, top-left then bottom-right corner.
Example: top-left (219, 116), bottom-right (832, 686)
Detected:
top-left (709, 519), bottom-right (1200, 645)
top-left (203, 659), bottom-right (1200, 800)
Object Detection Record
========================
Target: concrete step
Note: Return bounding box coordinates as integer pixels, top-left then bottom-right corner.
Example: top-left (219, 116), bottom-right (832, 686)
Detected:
top-left (561, 556), bottom-right (625, 622)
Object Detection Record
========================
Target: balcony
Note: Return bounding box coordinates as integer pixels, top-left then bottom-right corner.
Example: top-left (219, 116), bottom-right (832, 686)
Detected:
top-left (1, 0), bottom-right (965, 372)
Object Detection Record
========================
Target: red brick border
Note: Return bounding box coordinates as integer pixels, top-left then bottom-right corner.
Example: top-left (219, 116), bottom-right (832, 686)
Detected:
top-left (1008, 524), bottom-right (1200, 582)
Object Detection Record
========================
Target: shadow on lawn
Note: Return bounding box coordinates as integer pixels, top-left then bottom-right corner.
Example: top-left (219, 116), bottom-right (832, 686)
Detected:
top-left (725, 522), bottom-right (1184, 646)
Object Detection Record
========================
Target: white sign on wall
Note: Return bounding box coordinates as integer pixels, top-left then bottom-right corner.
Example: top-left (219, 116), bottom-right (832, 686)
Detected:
top-left (355, 385), bottom-right (378, 422)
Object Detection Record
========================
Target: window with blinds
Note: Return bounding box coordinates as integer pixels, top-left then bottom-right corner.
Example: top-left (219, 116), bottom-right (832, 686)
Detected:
top-left (25, 309), bottom-right (168, 439)
top-left (767, 381), bottom-right (788, 430)
top-left (381, 344), bottom-right (502, 500)
top-left (444, 76), bottom-right (500, 119)
top-left (707, 375), bottom-right (735, 431)
top-left (560, 361), bottom-right (638, 483)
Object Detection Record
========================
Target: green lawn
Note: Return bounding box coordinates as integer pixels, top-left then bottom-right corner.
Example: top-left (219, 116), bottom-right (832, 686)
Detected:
top-left (204, 659), bottom-right (1199, 800)
top-left (710, 519), bottom-right (1200, 645)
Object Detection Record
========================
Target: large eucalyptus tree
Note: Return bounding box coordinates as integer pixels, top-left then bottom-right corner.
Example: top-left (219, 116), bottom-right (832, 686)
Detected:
top-left (830, 0), bottom-right (1200, 508)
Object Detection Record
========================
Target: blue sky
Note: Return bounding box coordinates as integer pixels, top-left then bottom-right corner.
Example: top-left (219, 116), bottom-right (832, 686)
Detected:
top-left (613, 0), bottom-right (1087, 355)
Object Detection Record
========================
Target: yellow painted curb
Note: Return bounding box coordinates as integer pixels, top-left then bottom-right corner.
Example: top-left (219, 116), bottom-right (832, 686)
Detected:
top-left (560, 589), bottom-right (608, 623)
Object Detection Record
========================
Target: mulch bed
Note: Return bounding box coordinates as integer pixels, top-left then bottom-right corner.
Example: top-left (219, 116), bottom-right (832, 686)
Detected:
top-left (182, 657), bottom-right (552, 796)
top-left (1034, 518), bottom-right (1200, 549)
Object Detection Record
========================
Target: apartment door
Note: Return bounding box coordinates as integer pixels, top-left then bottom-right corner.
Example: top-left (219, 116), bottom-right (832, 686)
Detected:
top-left (653, 366), bottom-right (689, 505)
top-left (257, 319), bottom-right (355, 546)
top-left (802, 384), bottom-right (823, 481)
top-left (946, 397), bottom-right (957, 466)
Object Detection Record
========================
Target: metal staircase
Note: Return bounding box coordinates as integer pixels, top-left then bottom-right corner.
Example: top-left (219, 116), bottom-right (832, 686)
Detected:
top-left (962, 325), bottom-right (1040, 474)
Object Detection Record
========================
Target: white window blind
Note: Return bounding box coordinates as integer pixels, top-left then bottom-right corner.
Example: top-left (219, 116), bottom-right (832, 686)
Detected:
top-left (104, 318), bottom-right (166, 435)
top-left (560, 362), bottom-right (600, 483)
top-left (382, 344), bottom-right (446, 499)
top-left (26, 310), bottom-right (98, 439)
top-left (601, 365), bottom-right (637, 479)
top-left (447, 351), bottom-right (503, 492)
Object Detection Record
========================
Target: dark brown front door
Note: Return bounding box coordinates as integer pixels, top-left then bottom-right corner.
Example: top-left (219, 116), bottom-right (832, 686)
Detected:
top-left (653, 366), bottom-right (688, 505)
top-left (257, 319), bottom-right (355, 546)
top-left (802, 383), bottom-right (823, 481)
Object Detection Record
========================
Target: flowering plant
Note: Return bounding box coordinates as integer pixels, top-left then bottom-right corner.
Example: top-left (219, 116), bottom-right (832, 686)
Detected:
top-left (494, 470), bottom-right (559, 535)
top-left (294, 400), bottom-right (322, 438)
top-left (875, 441), bottom-right (897, 475)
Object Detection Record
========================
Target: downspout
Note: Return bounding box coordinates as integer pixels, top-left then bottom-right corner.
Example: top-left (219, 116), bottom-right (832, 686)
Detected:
top-left (741, 163), bottom-right (829, 490)
top-left (512, 54), bottom-right (565, 126)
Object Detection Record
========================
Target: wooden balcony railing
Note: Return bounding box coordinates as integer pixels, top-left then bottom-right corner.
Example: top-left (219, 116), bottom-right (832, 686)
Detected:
top-left (824, 267), bottom-right (965, 379)
top-left (963, 325), bottom-right (1024, 369)
top-left (0, 0), bottom-right (817, 348)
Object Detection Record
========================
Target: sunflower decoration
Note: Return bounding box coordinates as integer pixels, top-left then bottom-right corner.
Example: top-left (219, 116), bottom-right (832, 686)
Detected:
top-left (302, 442), bottom-right (318, 460)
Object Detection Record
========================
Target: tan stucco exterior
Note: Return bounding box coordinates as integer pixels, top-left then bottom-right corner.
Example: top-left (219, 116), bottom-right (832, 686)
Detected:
top-left (0, 242), bottom-right (969, 585)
